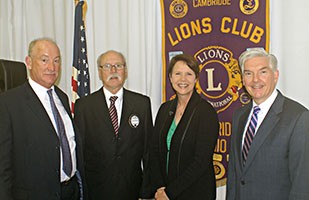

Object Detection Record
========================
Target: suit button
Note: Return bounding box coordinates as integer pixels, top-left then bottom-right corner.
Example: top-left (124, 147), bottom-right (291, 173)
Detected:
top-left (55, 192), bottom-right (60, 198)
top-left (241, 180), bottom-right (245, 185)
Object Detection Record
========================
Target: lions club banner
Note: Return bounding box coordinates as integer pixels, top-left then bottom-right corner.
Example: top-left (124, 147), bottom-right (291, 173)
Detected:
top-left (161, 0), bottom-right (269, 187)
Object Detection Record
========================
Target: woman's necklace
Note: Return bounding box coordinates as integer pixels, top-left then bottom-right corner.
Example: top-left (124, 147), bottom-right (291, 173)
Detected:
top-left (177, 105), bottom-right (186, 116)
top-left (177, 97), bottom-right (189, 117)
top-left (179, 110), bottom-right (184, 116)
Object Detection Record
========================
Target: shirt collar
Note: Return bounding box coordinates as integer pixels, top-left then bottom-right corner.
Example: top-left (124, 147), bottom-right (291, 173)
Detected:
top-left (103, 87), bottom-right (123, 102)
top-left (252, 89), bottom-right (278, 115)
top-left (28, 77), bottom-right (55, 100)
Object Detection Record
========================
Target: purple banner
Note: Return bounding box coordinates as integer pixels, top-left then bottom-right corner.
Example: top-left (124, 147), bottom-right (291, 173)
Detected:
top-left (161, 0), bottom-right (269, 186)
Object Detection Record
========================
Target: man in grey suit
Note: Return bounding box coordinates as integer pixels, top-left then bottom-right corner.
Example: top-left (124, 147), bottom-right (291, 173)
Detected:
top-left (227, 48), bottom-right (309, 200)
top-left (74, 50), bottom-right (153, 199)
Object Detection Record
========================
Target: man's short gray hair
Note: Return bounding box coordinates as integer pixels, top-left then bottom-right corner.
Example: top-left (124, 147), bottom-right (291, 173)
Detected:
top-left (28, 37), bottom-right (59, 57)
top-left (238, 47), bottom-right (278, 73)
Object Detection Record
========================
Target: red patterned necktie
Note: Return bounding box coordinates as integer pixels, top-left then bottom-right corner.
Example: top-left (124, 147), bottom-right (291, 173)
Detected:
top-left (242, 106), bottom-right (260, 166)
top-left (109, 96), bottom-right (119, 135)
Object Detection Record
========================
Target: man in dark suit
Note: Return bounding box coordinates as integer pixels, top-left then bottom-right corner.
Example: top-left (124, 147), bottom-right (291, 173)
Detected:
top-left (0, 38), bottom-right (86, 200)
top-left (227, 48), bottom-right (309, 200)
top-left (74, 50), bottom-right (153, 200)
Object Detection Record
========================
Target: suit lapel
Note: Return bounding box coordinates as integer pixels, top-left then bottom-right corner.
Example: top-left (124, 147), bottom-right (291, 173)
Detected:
top-left (94, 89), bottom-right (115, 133)
top-left (23, 82), bottom-right (58, 137)
top-left (235, 106), bottom-right (251, 170)
top-left (160, 99), bottom-right (177, 148)
top-left (119, 89), bottom-right (131, 134)
top-left (243, 93), bottom-right (284, 171)
top-left (162, 91), bottom-right (200, 156)
top-left (54, 86), bottom-right (71, 119)
top-left (174, 91), bottom-right (200, 135)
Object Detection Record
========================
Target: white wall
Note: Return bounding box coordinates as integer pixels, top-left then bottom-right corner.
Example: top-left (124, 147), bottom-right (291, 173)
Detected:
top-left (271, 0), bottom-right (309, 108)
top-left (1, 1), bottom-right (309, 199)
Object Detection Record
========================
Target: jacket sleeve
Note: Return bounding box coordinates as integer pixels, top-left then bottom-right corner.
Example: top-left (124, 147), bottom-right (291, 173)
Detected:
top-left (140, 97), bottom-right (154, 198)
top-left (147, 103), bottom-right (167, 197)
top-left (226, 111), bottom-right (238, 200)
top-left (289, 110), bottom-right (309, 199)
top-left (0, 97), bottom-right (13, 200)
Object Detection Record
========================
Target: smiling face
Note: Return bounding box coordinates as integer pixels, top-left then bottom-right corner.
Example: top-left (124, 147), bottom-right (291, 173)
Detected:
top-left (98, 51), bottom-right (127, 94)
top-left (25, 40), bottom-right (61, 89)
top-left (242, 56), bottom-right (279, 105)
top-left (169, 60), bottom-right (197, 98)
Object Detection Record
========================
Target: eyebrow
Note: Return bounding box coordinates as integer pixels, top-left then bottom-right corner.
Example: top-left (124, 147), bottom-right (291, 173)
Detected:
top-left (244, 66), bottom-right (270, 71)
top-left (260, 66), bottom-right (270, 70)
top-left (39, 55), bottom-right (61, 59)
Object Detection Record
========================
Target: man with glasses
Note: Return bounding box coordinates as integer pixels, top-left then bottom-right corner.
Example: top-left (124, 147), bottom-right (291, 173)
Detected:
top-left (74, 50), bottom-right (153, 199)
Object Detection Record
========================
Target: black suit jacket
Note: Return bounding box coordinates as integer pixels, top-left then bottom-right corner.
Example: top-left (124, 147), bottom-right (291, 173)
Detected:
top-left (74, 87), bottom-right (153, 200)
top-left (0, 82), bottom-right (86, 200)
top-left (150, 90), bottom-right (219, 200)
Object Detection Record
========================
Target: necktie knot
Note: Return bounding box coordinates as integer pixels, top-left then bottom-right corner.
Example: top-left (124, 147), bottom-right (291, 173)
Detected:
top-left (47, 88), bottom-right (53, 97)
top-left (110, 96), bottom-right (118, 105)
top-left (253, 106), bottom-right (261, 115)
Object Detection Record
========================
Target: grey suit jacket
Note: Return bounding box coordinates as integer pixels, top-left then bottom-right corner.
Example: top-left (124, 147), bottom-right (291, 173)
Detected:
top-left (227, 91), bottom-right (309, 200)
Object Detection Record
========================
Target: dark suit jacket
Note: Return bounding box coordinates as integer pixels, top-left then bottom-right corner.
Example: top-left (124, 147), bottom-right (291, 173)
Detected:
top-left (227, 91), bottom-right (309, 200)
top-left (150, 90), bottom-right (219, 200)
top-left (0, 82), bottom-right (86, 200)
top-left (74, 87), bottom-right (153, 200)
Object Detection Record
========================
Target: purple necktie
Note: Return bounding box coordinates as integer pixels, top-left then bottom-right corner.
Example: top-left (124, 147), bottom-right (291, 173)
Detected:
top-left (47, 89), bottom-right (72, 177)
top-left (109, 96), bottom-right (119, 135)
top-left (242, 106), bottom-right (260, 165)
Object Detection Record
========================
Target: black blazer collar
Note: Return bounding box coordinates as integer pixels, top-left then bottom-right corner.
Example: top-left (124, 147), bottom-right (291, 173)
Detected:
top-left (161, 90), bottom-right (202, 143)
top-left (98, 87), bottom-right (134, 135)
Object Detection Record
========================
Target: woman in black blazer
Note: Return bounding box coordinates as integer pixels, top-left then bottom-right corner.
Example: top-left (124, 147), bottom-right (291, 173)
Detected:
top-left (150, 54), bottom-right (219, 200)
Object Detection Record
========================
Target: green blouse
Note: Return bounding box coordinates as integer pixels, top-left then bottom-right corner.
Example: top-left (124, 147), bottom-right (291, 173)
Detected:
top-left (166, 119), bottom-right (177, 174)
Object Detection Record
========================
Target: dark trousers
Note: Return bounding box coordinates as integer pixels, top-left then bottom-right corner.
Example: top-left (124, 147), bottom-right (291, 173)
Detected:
top-left (61, 175), bottom-right (79, 200)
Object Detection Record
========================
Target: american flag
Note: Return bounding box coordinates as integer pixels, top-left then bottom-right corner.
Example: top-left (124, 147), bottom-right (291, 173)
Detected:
top-left (71, 0), bottom-right (90, 113)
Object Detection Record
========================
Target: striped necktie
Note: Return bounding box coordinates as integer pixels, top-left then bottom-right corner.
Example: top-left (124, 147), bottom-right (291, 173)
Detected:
top-left (242, 106), bottom-right (260, 165)
top-left (109, 96), bottom-right (119, 135)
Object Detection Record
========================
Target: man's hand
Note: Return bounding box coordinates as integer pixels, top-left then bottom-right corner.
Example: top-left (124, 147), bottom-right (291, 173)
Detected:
top-left (154, 187), bottom-right (169, 200)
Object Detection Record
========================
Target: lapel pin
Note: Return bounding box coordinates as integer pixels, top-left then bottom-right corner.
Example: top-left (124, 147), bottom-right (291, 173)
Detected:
top-left (129, 114), bottom-right (139, 128)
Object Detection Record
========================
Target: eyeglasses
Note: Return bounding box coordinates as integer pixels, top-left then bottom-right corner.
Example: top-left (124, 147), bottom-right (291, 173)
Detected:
top-left (100, 63), bottom-right (125, 71)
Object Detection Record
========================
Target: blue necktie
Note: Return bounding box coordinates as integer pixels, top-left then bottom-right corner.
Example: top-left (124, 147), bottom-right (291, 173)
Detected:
top-left (47, 89), bottom-right (72, 177)
top-left (242, 106), bottom-right (260, 165)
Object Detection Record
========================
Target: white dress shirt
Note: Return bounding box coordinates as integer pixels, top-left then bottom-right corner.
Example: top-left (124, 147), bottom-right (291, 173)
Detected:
top-left (103, 87), bottom-right (124, 126)
top-left (242, 89), bottom-right (278, 146)
top-left (28, 78), bottom-right (77, 182)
